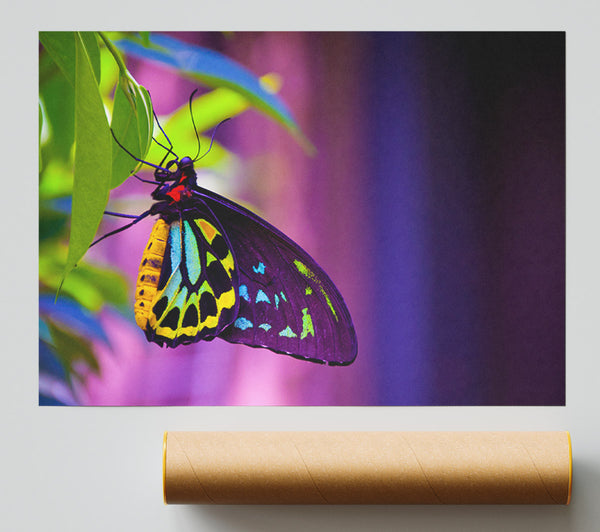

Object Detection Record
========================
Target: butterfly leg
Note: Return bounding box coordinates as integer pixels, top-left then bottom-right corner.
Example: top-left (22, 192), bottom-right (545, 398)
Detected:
top-left (132, 174), bottom-right (158, 185)
top-left (104, 211), bottom-right (141, 219)
top-left (90, 209), bottom-right (153, 248)
top-left (110, 129), bottom-right (169, 174)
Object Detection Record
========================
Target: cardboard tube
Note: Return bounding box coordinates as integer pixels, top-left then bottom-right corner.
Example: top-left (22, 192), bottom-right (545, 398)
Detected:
top-left (163, 431), bottom-right (572, 505)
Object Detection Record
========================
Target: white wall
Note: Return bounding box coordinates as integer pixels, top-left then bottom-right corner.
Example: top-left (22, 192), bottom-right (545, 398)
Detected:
top-left (3, 2), bottom-right (599, 530)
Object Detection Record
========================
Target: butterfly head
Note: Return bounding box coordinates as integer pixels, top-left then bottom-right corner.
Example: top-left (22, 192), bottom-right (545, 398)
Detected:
top-left (178, 156), bottom-right (194, 170)
top-left (176, 156), bottom-right (197, 183)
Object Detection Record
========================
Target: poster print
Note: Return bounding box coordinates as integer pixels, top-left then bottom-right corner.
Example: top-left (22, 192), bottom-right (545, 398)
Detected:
top-left (39, 32), bottom-right (565, 406)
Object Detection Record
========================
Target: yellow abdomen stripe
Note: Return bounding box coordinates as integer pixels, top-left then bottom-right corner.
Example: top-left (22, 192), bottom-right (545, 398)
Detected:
top-left (134, 219), bottom-right (169, 329)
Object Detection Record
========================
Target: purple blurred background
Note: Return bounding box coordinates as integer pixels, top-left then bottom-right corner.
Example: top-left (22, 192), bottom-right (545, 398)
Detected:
top-left (79, 32), bottom-right (565, 406)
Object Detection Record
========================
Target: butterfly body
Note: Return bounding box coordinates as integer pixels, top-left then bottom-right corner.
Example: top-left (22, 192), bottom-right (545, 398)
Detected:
top-left (130, 155), bottom-right (357, 365)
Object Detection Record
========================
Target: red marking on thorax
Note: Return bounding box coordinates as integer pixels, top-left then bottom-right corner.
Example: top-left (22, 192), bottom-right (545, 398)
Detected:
top-left (167, 184), bottom-right (191, 203)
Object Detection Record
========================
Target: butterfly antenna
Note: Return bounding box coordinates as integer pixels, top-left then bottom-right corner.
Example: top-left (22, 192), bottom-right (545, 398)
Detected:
top-left (188, 89), bottom-right (202, 161)
top-left (195, 118), bottom-right (230, 162)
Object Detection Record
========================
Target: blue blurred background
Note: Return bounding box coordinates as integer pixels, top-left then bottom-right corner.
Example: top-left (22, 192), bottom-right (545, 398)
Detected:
top-left (42, 32), bottom-right (565, 406)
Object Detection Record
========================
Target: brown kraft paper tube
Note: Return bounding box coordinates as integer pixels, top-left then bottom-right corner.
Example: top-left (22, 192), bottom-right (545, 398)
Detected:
top-left (163, 431), bottom-right (572, 505)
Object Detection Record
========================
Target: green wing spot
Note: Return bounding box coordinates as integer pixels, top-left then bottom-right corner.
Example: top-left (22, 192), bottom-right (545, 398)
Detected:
top-left (278, 326), bottom-right (297, 338)
top-left (293, 259), bottom-right (311, 278)
top-left (305, 286), bottom-right (313, 295)
top-left (300, 308), bottom-right (314, 339)
top-left (293, 259), bottom-right (338, 321)
top-left (206, 252), bottom-right (217, 266)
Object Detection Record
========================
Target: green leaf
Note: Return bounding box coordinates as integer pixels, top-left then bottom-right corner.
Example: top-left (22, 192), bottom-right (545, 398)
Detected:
top-left (39, 32), bottom-right (77, 85)
top-left (98, 44), bottom-right (120, 98)
top-left (39, 64), bottom-right (75, 163)
top-left (39, 159), bottom-right (74, 200)
top-left (139, 86), bottom-right (154, 154)
top-left (110, 77), bottom-right (154, 188)
top-left (81, 32), bottom-right (101, 83)
top-left (116, 33), bottom-right (315, 154)
top-left (72, 263), bottom-right (129, 308)
top-left (139, 32), bottom-right (151, 47)
top-left (39, 101), bottom-right (43, 170)
top-left (46, 319), bottom-right (100, 376)
top-left (63, 34), bottom-right (111, 280)
top-left (41, 248), bottom-right (129, 311)
top-left (39, 206), bottom-right (68, 243)
top-left (39, 32), bottom-right (101, 86)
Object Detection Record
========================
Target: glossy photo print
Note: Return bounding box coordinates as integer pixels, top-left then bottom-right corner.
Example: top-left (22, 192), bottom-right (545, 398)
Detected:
top-left (38, 32), bottom-right (565, 406)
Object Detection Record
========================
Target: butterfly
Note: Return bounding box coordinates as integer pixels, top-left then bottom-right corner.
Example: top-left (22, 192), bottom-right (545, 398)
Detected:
top-left (94, 109), bottom-right (358, 366)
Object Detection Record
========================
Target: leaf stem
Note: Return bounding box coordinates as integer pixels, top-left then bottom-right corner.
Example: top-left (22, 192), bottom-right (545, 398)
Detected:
top-left (97, 31), bottom-right (136, 108)
top-left (98, 32), bottom-right (128, 77)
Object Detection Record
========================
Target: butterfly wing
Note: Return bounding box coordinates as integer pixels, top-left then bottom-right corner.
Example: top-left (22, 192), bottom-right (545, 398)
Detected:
top-left (135, 207), bottom-right (239, 347)
top-left (195, 187), bottom-right (358, 366)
